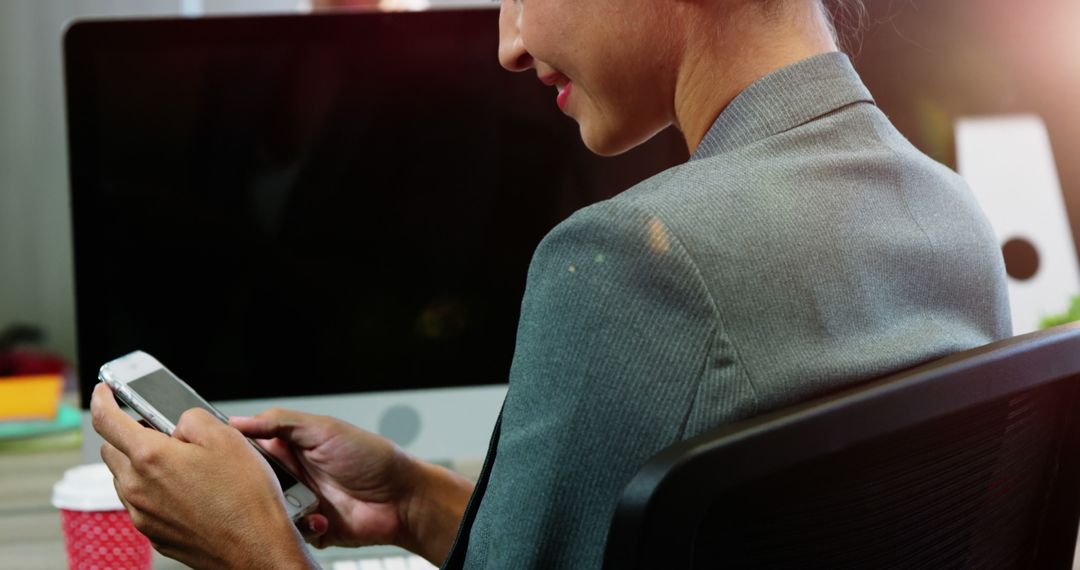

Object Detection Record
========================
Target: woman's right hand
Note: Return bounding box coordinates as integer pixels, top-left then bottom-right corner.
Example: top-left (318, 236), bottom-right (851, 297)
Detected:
top-left (229, 409), bottom-right (422, 550)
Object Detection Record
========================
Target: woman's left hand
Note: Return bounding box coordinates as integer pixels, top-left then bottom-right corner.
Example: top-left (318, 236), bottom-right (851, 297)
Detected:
top-left (90, 383), bottom-right (317, 569)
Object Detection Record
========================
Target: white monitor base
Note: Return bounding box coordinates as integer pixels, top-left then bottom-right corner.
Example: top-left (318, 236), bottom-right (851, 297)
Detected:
top-left (81, 384), bottom-right (508, 472)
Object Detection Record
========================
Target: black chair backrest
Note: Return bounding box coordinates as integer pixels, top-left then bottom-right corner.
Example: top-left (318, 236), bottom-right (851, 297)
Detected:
top-left (605, 325), bottom-right (1080, 569)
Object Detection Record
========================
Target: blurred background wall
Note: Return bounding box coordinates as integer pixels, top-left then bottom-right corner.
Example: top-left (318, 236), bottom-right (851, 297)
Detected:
top-left (1, 1), bottom-right (179, 364)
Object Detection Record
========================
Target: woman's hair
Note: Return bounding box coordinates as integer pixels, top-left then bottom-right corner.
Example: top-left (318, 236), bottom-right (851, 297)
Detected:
top-left (818, 0), bottom-right (868, 52)
top-left (758, 0), bottom-right (868, 52)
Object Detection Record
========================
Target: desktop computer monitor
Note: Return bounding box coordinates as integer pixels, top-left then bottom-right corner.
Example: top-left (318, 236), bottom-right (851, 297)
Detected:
top-left (63, 8), bottom-right (688, 466)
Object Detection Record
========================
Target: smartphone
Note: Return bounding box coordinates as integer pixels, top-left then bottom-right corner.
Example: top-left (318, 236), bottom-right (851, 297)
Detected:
top-left (98, 350), bottom-right (319, 522)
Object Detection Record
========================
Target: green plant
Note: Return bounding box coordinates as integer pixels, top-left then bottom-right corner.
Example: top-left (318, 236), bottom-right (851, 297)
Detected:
top-left (1040, 294), bottom-right (1080, 329)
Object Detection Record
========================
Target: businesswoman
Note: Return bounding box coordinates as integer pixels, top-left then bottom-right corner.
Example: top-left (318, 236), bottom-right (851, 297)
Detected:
top-left (92, 0), bottom-right (1010, 567)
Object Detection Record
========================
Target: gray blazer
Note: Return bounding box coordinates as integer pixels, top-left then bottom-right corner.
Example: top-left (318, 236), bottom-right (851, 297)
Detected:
top-left (445, 52), bottom-right (1011, 569)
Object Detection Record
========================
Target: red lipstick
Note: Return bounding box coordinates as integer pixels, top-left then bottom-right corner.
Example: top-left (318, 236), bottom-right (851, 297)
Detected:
top-left (556, 81), bottom-right (573, 112)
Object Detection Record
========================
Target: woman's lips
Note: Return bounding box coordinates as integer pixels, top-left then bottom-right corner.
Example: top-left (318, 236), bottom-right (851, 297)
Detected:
top-left (538, 72), bottom-right (573, 114)
top-left (556, 81), bottom-right (573, 113)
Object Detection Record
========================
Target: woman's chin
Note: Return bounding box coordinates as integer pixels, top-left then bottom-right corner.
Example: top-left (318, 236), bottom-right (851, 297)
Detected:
top-left (578, 121), bottom-right (665, 157)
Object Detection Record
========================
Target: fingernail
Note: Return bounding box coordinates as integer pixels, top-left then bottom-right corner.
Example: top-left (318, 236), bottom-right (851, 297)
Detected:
top-left (308, 519), bottom-right (319, 533)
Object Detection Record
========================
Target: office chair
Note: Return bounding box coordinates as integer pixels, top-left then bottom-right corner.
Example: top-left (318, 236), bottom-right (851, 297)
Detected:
top-left (605, 324), bottom-right (1080, 569)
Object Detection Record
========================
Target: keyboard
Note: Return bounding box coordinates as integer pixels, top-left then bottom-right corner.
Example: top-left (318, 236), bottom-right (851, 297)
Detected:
top-left (316, 545), bottom-right (438, 570)
top-left (329, 555), bottom-right (437, 570)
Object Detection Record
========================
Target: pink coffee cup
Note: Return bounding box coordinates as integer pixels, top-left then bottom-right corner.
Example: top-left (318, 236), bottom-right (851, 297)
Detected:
top-left (52, 463), bottom-right (152, 570)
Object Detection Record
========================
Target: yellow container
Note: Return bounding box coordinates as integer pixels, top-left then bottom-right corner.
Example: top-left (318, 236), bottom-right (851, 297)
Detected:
top-left (0, 374), bottom-right (63, 421)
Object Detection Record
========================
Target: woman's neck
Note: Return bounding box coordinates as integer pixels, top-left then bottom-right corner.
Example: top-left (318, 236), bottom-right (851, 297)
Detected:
top-left (672, 0), bottom-right (839, 155)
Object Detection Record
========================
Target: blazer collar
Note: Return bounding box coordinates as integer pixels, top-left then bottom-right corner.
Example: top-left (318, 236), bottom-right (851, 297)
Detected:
top-left (690, 51), bottom-right (875, 161)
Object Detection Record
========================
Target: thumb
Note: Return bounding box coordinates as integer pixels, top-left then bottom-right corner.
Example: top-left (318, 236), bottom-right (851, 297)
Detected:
top-left (229, 408), bottom-right (325, 449)
top-left (174, 407), bottom-right (231, 446)
top-left (298, 513), bottom-right (330, 543)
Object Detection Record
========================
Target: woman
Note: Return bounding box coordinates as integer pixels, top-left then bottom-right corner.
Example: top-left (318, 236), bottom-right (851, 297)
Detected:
top-left (91, 0), bottom-right (1010, 567)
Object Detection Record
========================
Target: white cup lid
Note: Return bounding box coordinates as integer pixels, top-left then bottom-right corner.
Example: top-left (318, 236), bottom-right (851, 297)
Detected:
top-left (52, 463), bottom-right (125, 511)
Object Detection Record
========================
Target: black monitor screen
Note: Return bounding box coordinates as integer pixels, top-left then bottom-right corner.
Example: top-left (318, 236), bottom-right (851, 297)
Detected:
top-left (65, 10), bottom-right (688, 407)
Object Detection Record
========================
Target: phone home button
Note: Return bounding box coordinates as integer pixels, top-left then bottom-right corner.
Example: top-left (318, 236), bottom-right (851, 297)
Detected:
top-left (284, 494), bottom-right (302, 508)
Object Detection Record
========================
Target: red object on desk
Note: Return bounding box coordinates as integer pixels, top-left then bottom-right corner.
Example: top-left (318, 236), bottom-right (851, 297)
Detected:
top-left (0, 347), bottom-right (68, 377)
top-left (60, 510), bottom-right (152, 570)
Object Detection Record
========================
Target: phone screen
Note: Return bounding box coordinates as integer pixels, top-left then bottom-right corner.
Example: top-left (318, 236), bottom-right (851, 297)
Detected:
top-left (128, 369), bottom-right (216, 425)
top-left (128, 369), bottom-right (300, 491)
